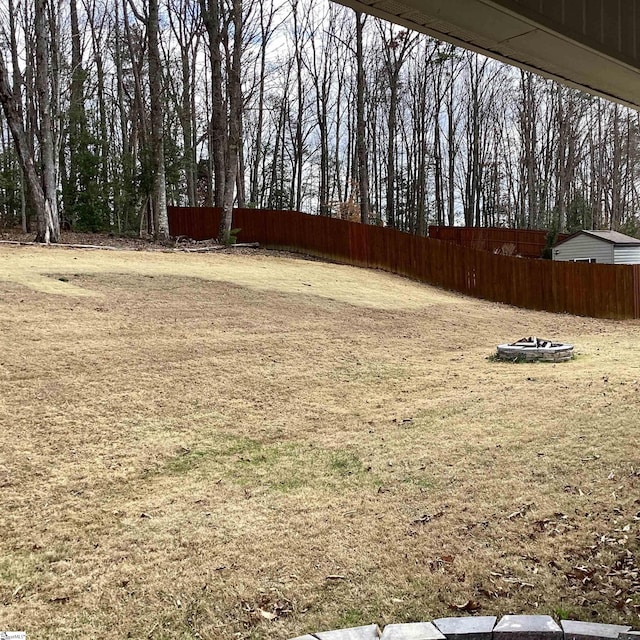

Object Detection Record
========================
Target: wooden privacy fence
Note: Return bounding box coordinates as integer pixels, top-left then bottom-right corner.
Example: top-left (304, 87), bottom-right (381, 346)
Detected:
top-left (428, 225), bottom-right (570, 259)
top-left (168, 206), bottom-right (640, 319)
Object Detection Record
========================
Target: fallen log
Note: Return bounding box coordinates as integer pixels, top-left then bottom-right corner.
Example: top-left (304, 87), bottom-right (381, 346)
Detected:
top-left (0, 239), bottom-right (127, 250)
top-left (178, 242), bottom-right (260, 252)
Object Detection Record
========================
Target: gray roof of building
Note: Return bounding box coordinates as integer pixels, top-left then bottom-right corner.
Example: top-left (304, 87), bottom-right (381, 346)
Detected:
top-left (554, 229), bottom-right (640, 247)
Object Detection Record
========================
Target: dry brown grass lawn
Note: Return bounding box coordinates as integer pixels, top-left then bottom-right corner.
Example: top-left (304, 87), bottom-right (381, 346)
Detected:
top-left (0, 243), bottom-right (639, 640)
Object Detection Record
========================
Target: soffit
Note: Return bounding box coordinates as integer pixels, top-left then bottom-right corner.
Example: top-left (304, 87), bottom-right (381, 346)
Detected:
top-left (335, 0), bottom-right (640, 109)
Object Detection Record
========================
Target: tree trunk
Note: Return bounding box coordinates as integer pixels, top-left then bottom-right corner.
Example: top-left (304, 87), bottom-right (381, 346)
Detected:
top-left (147, 0), bottom-right (169, 240)
top-left (446, 57), bottom-right (457, 226)
top-left (34, 0), bottom-right (60, 242)
top-left (219, 0), bottom-right (242, 243)
top-left (7, 0), bottom-right (30, 232)
top-left (200, 0), bottom-right (226, 207)
top-left (611, 103), bottom-right (622, 229)
top-left (168, 1), bottom-right (198, 207)
top-left (386, 76), bottom-right (398, 228)
top-left (249, 0), bottom-right (273, 208)
top-left (123, 0), bottom-right (150, 234)
top-left (355, 10), bottom-right (370, 225)
top-left (0, 55), bottom-right (50, 237)
top-left (93, 31), bottom-right (110, 225)
top-left (114, 0), bottom-right (131, 231)
top-left (291, 0), bottom-right (305, 213)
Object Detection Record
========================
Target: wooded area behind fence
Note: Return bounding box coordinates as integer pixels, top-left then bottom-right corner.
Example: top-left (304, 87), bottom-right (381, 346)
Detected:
top-left (168, 207), bottom-right (640, 320)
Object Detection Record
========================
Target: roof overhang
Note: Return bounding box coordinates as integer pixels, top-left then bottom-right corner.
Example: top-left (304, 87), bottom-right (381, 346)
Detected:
top-left (334, 0), bottom-right (640, 110)
top-left (553, 230), bottom-right (640, 248)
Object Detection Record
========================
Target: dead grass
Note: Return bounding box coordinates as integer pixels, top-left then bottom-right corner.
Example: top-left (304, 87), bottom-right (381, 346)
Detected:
top-left (0, 244), bottom-right (639, 639)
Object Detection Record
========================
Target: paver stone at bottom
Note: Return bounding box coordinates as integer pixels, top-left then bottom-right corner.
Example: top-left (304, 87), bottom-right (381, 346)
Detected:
top-left (493, 615), bottom-right (562, 640)
top-left (561, 620), bottom-right (632, 640)
top-left (381, 622), bottom-right (446, 640)
top-left (433, 616), bottom-right (497, 640)
top-left (315, 624), bottom-right (381, 640)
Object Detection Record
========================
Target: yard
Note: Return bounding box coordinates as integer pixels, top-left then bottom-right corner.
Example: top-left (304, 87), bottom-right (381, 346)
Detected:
top-left (0, 243), bottom-right (639, 639)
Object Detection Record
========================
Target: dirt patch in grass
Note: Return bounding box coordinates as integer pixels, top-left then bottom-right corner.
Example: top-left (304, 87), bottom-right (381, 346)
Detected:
top-left (0, 244), bottom-right (639, 639)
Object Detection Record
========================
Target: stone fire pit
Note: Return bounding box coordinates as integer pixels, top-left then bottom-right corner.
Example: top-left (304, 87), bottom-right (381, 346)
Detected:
top-left (289, 615), bottom-right (637, 640)
top-left (496, 337), bottom-right (574, 362)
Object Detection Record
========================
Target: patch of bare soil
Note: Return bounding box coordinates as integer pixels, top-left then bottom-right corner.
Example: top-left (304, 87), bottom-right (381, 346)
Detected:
top-left (0, 228), bottom-right (160, 250)
top-left (0, 228), bottom-right (320, 261)
top-left (0, 244), bottom-right (638, 639)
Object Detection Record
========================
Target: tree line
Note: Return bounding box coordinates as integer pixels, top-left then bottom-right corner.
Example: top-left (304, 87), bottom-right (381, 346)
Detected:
top-left (1, 0), bottom-right (639, 243)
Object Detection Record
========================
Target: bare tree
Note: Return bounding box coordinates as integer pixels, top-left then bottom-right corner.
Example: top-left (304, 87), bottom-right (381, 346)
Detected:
top-left (378, 22), bottom-right (416, 228)
top-left (0, 55), bottom-right (52, 239)
top-left (147, 0), bottom-right (169, 239)
top-left (518, 70), bottom-right (539, 228)
top-left (219, 0), bottom-right (243, 242)
top-left (200, 0), bottom-right (226, 207)
top-left (355, 10), bottom-right (370, 224)
top-left (248, 0), bottom-right (277, 208)
top-left (167, 0), bottom-right (201, 207)
top-left (34, 0), bottom-right (61, 241)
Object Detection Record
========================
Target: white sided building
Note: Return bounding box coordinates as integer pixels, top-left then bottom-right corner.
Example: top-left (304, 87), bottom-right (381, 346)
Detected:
top-left (552, 230), bottom-right (640, 264)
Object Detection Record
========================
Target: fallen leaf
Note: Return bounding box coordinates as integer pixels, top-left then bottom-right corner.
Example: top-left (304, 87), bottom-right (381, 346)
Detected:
top-left (450, 600), bottom-right (481, 612)
top-left (413, 514), bottom-right (432, 524)
top-left (259, 609), bottom-right (277, 621)
top-left (413, 510), bottom-right (444, 524)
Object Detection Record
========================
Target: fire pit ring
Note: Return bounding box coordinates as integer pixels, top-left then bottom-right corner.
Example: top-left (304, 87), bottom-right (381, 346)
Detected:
top-left (496, 337), bottom-right (574, 362)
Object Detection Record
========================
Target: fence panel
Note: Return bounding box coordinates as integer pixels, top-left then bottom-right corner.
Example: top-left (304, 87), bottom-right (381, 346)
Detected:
top-left (428, 225), bottom-right (570, 259)
top-left (167, 207), bottom-right (638, 319)
top-left (634, 265), bottom-right (640, 318)
top-left (168, 206), bottom-right (221, 239)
